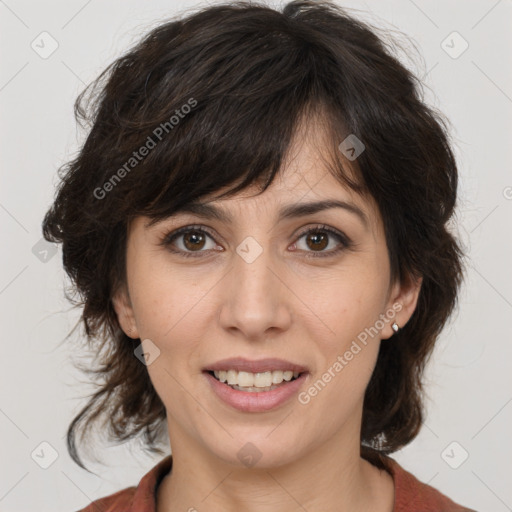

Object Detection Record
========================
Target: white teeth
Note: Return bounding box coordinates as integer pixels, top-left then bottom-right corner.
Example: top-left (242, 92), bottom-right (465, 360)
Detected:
top-left (254, 372), bottom-right (271, 387)
top-left (238, 371), bottom-right (254, 387)
top-left (213, 369), bottom-right (301, 387)
top-left (271, 370), bottom-right (283, 385)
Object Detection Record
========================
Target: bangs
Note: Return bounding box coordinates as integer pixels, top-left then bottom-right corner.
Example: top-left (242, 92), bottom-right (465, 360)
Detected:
top-left (142, 100), bottom-right (365, 226)
top-left (83, 10), bottom-right (365, 225)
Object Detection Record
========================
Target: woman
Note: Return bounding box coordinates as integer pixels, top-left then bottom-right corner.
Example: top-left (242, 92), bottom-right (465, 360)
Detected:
top-left (42, 1), bottom-right (476, 510)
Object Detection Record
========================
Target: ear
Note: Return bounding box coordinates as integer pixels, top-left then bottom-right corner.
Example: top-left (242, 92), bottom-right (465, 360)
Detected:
top-left (111, 285), bottom-right (140, 339)
top-left (381, 273), bottom-right (422, 340)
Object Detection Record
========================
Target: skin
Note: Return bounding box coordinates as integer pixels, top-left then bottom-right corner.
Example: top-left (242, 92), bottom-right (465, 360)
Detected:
top-left (113, 119), bottom-right (421, 512)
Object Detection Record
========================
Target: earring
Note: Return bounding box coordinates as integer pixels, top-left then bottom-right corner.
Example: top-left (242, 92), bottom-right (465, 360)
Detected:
top-left (391, 322), bottom-right (400, 333)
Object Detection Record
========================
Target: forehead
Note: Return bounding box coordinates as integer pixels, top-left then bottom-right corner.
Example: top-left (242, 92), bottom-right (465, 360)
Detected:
top-left (211, 112), bottom-right (360, 200)
top-left (140, 113), bottom-right (383, 236)
top-left (184, 123), bottom-right (380, 230)
top-left (151, 170), bottom-right (383, 249)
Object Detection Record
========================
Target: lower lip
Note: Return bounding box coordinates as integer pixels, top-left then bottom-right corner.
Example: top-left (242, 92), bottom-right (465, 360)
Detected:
top-left (203, 371), bottom-right (308, 412)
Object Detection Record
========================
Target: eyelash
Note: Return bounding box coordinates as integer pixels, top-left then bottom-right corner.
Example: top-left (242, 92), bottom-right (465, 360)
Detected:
top-left (160, 224), bottom-right (352, 259)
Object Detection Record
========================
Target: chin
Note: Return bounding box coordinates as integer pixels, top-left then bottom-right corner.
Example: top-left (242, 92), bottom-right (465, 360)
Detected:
top-left (204, 428), bottom-right (305, 470)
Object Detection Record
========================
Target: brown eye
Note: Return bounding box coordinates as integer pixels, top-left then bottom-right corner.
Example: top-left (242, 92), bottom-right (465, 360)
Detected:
top-left (162, 225), bottom-right (219, 258)
top-left (293, 225), bottom-right (352, 258)
top-left (182, 230), bottom-right (207, 251)
top-left (305, 231), bottom-right (329, 251)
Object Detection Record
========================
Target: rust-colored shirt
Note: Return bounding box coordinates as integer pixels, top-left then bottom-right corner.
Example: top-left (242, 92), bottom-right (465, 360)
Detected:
top-left (76, 455), bottom-right (476, 511)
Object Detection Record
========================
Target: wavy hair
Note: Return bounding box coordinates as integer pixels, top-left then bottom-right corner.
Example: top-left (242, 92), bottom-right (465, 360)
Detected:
top-left (42, 0), bottom-right (463, 471)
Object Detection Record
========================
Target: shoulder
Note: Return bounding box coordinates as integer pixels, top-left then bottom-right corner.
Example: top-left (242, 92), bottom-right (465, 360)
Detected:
top-left (75, 487), bottom-right (136, 512)
top-left (384, 457), bottom-right (478, 512)
top-left (74, 455), bottom-right (173, 512)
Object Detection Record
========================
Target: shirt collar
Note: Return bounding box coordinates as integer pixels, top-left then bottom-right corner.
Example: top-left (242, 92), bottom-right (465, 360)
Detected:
top-left (130, 454), bottom-right (173, 511)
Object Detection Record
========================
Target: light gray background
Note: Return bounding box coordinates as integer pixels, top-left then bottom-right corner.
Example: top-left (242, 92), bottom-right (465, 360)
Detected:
top-left (1, 0), bottom-right (511, 510)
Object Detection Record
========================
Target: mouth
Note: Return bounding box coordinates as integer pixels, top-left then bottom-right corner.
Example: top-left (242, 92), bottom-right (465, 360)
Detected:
top-left (202, 357), bottom-right (310, 411)
top-left (204, 369), bottom-right (306, 392)
top-left (202, 357), bottom-right (309, 393)
top-left (203, 367), bottom-right (309, 412)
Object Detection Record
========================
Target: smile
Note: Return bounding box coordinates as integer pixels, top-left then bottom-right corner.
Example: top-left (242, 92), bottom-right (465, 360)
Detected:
top-left (211, 369), bottom-right (301, 391)
top-left (203, 370), bottom-right (309, 412)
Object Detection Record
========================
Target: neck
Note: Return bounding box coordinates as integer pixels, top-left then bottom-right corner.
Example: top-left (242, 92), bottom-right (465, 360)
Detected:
top-left (156, 421), bottom-right (394, 512)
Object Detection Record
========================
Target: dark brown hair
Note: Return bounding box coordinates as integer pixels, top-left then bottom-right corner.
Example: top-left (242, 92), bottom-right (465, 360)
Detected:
top-left (42, 0), bottom-right (463, 472)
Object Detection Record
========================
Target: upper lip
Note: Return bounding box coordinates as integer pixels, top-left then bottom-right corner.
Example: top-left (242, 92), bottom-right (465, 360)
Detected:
top-left (204, 357), bottom-right (309, 374)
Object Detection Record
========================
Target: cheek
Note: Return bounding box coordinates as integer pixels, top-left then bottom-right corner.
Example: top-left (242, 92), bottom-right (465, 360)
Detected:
top-left (297, 267), bottom-right (388, 406)
top-left (126, 255), bottom-right (222, 407)
top-left (127, 254), bottom-right (211, 341)
top-left (305, 262), bottom-right (390, 342)
top-left (297, 346), bottom-right (379, 447)
top-left (128, 260), bottom-right (209, 417)
top-left (298, 290), bottom-right (384, 435)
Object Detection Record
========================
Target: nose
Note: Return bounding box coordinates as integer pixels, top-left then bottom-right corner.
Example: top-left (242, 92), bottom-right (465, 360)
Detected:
top-left (218, 240), bottom-right (292, 341)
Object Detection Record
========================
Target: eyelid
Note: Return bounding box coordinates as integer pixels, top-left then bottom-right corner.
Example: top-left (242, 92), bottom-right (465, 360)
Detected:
top-left (160, 224), bottom-right (217, 253)
top-left (292, 224), bottom-right (353, 258)
top-left (294, 223), bottom-right (350, 244)
top-left (160, 223), bottom-right (352, 258)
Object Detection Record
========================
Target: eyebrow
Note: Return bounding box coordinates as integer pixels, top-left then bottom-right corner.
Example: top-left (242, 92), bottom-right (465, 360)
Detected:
top-left (168, 199), bottom-right (369, 228)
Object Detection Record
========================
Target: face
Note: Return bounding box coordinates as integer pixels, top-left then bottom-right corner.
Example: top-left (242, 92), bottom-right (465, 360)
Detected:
top-left (113, 124), bottom-right (420, 470)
